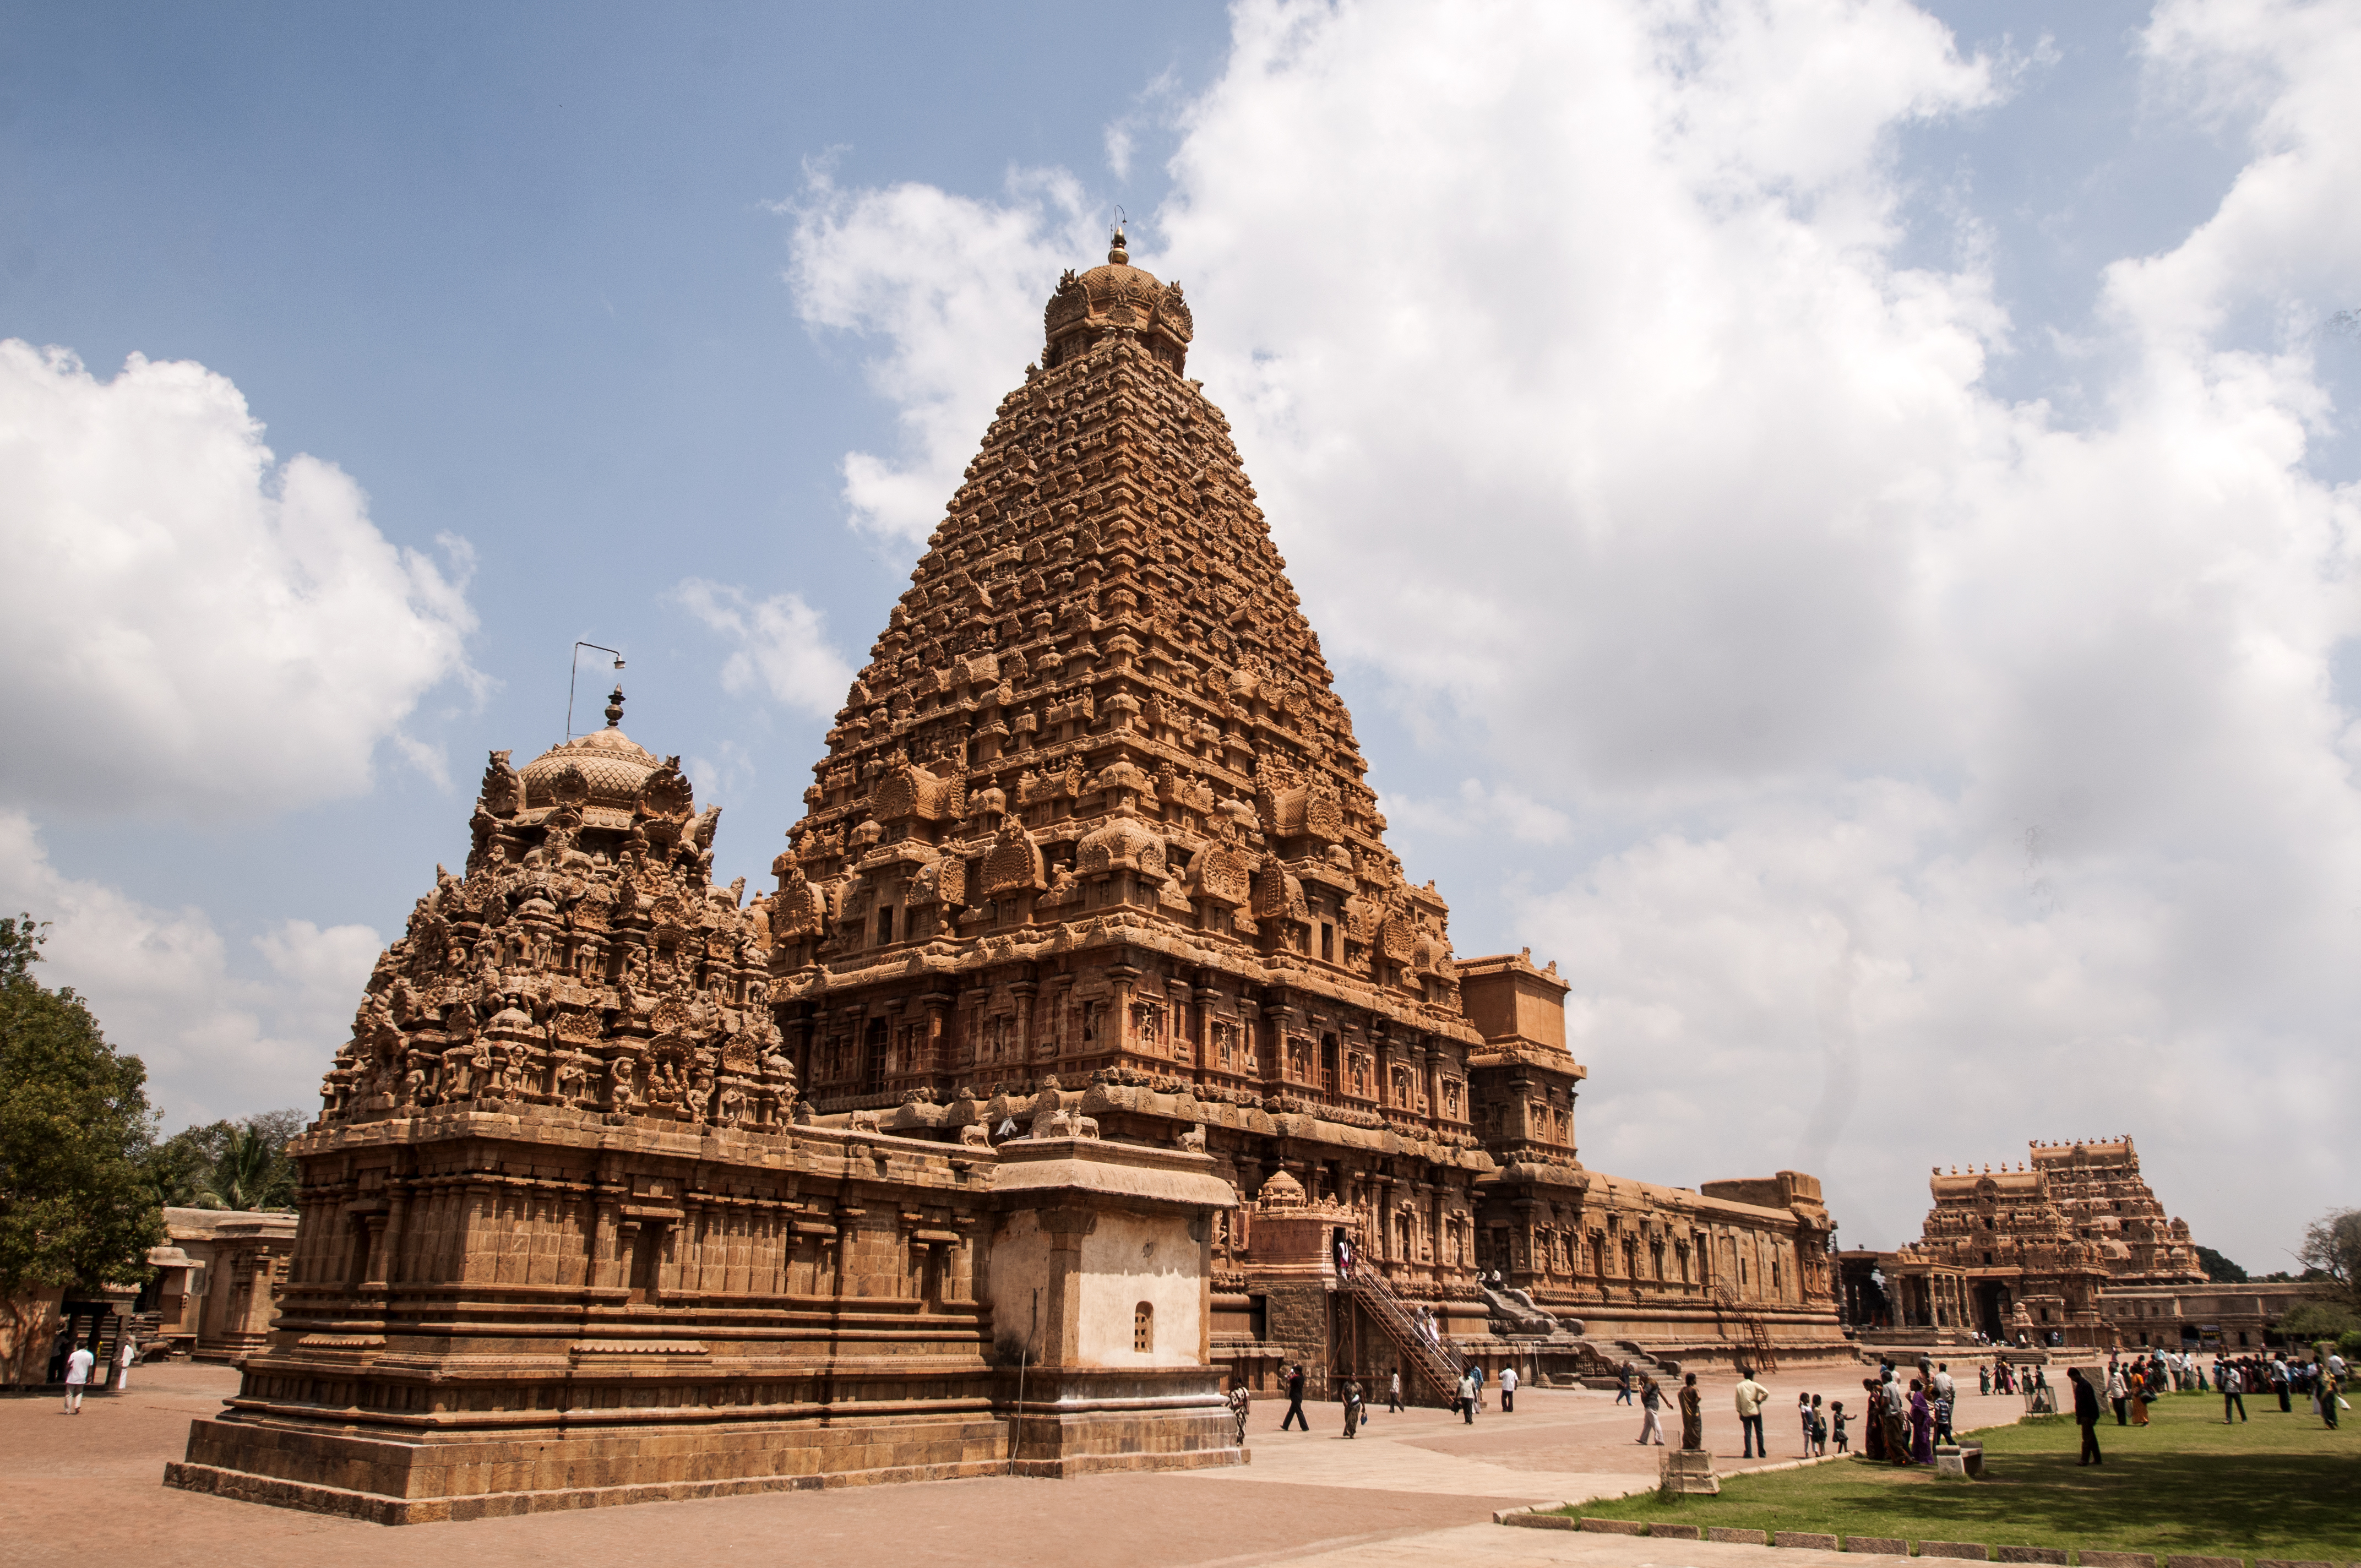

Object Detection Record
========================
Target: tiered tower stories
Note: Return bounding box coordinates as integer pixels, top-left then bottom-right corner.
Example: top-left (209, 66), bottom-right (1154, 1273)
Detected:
top-left (1919, 1138), bottom-right (2204, 1287)
top-left (765, 232), bottom-right (1842, 1371)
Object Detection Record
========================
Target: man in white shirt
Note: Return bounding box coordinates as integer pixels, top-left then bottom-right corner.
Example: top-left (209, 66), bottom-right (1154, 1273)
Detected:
top-left (1733, 1368), bottom-right (1772, 1458)
top-left (62, 1343), bottom-right (95, 1414)
top-left (1499, 1364), bottom-right (1519, 1414)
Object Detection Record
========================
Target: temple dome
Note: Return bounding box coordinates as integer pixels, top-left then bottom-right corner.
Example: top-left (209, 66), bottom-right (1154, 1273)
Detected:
top-left (520, 726), bottom-right (661, 809)
top-left (516, 687), bottom-right (666, 820)
top-left (1256, 1169), bottom-right (1305, 1208)
top-left (1043, 229), bottom-right (1193, 372)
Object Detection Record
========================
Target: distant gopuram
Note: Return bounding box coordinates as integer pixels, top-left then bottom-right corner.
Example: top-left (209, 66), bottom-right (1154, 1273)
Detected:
top-left (1838, 1136), bottom-right (2215, 1351)
top-left (170, 231), bottom-right (1843, 1523)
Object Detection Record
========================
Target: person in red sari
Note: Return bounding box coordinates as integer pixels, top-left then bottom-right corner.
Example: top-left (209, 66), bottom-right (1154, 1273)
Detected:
top-left (1860, 1378), bottom-right (1886, 1460)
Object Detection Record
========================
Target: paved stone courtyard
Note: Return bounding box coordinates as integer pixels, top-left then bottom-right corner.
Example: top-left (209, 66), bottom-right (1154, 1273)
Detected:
top-left (3, 1363), bottom-right (2030, 1567)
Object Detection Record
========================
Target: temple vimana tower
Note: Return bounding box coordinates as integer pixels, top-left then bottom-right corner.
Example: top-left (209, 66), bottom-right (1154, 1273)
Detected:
top-left (1838, 1136), bottom-right (2208, 1350)
top-left (170, 233), bottom-right (1843, 1523)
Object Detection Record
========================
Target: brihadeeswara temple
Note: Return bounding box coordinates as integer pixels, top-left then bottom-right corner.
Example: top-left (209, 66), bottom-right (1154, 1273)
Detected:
top-left (168, 233), bottom-right (1846, 1523)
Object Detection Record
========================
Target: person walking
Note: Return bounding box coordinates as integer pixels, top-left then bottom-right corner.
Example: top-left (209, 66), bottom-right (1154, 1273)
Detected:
top-left (1228, 1381), bottom-right (1252, 1445)
top-left (1388, 1368), bottom-right (1402, 1413)
top-left (1733, 1366), bottom-right (1772, 1459)
top-left (1635, 1375), bottom-right (1666, 1444)
top-left (2069, 1366), bottom-right (2102, 1466)
top-left (1678, 1371), bottom-right (1705, 1450)
top-left (1499, 1363), bottom-right (1517, 1414)
top-left (61, 1341), bottom-right (95, 1414)
top-left (1341, 1378), bottom-right (1363, 1438)
top-left (1456, 1367), bottom-right (1479, 1425)
top-left (1281, 1364), bottom-right (1309, 1432)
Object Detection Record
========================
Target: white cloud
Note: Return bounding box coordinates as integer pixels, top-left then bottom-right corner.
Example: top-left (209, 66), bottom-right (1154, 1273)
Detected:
top-left (786, 0), bottom-right (2361, 1265)
top-left (0, 811), bottom-right (377, 1129)
top-left (672, 578), bottom-right (856, 719)
top-left (786, 164), bottom-right (1107, 546)
top-left (1383, 779), bottom-right (1575, 847)
top-left (0, 341), bottom-right (480, 819)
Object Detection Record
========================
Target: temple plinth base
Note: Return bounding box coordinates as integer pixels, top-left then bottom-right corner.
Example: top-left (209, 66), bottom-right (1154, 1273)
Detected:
top-left (166, 1365), bottom-right (1241, 1523)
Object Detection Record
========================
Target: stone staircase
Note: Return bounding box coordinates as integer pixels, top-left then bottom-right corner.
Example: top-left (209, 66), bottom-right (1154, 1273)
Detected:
top-left (1342, 1269), bottom-right (1464, 1404)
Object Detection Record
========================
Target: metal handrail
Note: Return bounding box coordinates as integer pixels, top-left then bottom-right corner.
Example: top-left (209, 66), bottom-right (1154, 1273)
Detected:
top-left (1345, 1268), bottom-right (1464, 1402)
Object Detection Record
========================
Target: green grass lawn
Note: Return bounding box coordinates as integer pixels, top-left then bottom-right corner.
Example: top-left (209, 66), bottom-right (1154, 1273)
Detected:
top-left (1557, 1390), bottom-right (2358, 1560)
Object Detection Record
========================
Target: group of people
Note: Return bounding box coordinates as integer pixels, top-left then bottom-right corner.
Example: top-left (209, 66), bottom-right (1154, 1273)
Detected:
top-left (1245, 1355), bottom-right (1535, 1439)
top-left (1255, 1360), bottom-right (1419, 1439)
top-left (1613, 1362), bottom-right (1709, 1450)
top-left (50, 1328), bottom-right (140, 1413)
top-left (2066, 1346), bottom-right (2346, 1465)
top-left (1856, 1362), bottom-right (1957, 1464)
top-left (2205, 1349), bottom-right (2346, 1428)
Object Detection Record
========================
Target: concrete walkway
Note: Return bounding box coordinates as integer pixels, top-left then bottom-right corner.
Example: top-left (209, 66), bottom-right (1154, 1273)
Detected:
top-left (0, 1359), bottom-right (2027, 1568)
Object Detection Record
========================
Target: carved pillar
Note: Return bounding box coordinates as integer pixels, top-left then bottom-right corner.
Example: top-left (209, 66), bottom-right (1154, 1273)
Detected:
top-left (920, 990), bottom-right (952, 1081)
top-left (1107, 958), bottom-right (1140, 1065)
top-left (1011, 978), bottom-right (1037, 1064)
top-left (1194, 986), bottom-right (1218, 1082)
top-left (1037, 1208), bottom-right (1096, 1363)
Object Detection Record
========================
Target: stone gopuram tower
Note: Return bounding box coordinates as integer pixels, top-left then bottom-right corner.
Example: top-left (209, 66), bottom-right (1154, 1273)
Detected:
top-left (768, 231), bottom-right (1846, 1389)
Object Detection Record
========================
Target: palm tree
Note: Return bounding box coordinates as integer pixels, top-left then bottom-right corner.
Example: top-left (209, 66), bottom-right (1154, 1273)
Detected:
top-left (189, 1126), bottom-right (296, 1211)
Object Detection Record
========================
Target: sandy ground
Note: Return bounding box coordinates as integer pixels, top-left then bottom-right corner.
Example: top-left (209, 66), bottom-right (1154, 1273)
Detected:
top-left (0, 1358), bottom-right (2028, 1568)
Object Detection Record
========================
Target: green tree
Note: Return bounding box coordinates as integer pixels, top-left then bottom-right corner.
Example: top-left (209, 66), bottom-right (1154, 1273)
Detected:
top-left (2275, 1299), bottom-right (2359, 1342)
top-left (2194, 1244), bottom-right (2247, 1283)
top-left (2295, 1207), bottom-right (2360, 1307)
top-left (150, 1109), bottom-right (304, 1211)
top-left (0, 914), bottom-right (162, 1292)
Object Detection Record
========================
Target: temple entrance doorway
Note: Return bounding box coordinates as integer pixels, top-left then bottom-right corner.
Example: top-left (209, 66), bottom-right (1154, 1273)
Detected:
top-left (1974, 1282), bottom-right (2009, 1342)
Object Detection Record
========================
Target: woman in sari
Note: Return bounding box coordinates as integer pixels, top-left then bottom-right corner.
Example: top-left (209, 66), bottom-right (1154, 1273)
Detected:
top-left (1908, 1379), bottom-right (1934, 1463)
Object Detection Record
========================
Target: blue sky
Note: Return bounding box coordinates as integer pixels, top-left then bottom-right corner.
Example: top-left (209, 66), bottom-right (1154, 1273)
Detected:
top-left (3, 1), bottom-right (2355, 1265)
